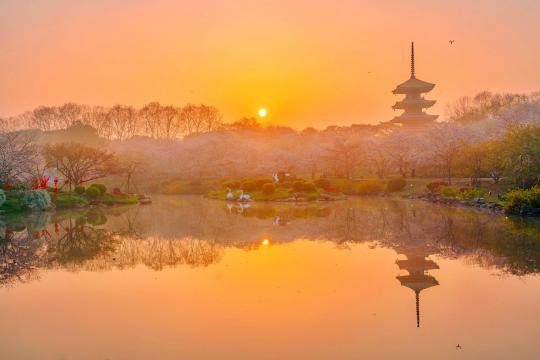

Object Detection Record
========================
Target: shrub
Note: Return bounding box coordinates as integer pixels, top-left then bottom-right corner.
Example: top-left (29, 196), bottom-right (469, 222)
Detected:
top-left (261, 183), bottom-right (275, 194)
top-left (439, 185), bottom-right (459, 198)
top-left (23, 189), bottom-right (52, 210)
top-left (355, 180), bottom-right (384, 195)
top-left (460, 188), bottom-right (485, 200)
top-left (85, 186), bottom-right (100, 199)
top-left (386, 177), bottom-right (407, 193)
top-left (223, 180), bottom-right (241, 189)
top-left (303, 182), bottom-right (316, 193)
top-left (74, 185), bottom-right (86, 195)
top-left (292, 181), bottom-right (304, 192)
top-left (241, 180), bottom-right (257, 192)
top-left (293, 181), bottom-right (316, 193)
top-left (426, 181), bottom-right (448, 193)
top-left (254, 178), bottom-right (273, 190)
top-left (503, 187), bottom-right (540, 215)
top-left (314, 178), bottom-right (331, 189)
top-left (0, 189), bottom-right (5, 207)
top-left (90, 183), bottom-right (107, 195)
top-left (54, 193), bottom-right (88, 208)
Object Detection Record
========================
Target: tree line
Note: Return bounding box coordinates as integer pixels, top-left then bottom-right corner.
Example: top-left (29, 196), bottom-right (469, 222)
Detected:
top-left (1, 90), bottom-right (539, 191)
top-left (4, 102), bottom-right (223, 140)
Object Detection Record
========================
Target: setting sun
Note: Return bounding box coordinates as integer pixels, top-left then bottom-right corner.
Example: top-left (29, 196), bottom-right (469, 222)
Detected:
top-left (258, 108), bottom-right (268, 118)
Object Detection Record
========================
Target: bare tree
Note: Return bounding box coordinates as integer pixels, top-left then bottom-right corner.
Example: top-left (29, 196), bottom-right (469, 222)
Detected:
top-left (82, 106), bottom-right (111, 139)
top-left (42, 142), bottom-right (117, 192)
top-left (107, 105), bottom-right (138, 141)
top-left (57, 102), bottom-right (81, 128)
top-left (180, 104), bottom-right (223, 135)
top-left (31, 106), bottom-right (58, 131)
top-left (0, 133), bottom-right (39, 185)
top-left (161, 105), bottom-right (180, 139)
top-left (322, 137), bottom-right (364, 179)
top-left (139, 102), bottom-right (162, 139)
top-left (428, 124), bottom-right (465, 183)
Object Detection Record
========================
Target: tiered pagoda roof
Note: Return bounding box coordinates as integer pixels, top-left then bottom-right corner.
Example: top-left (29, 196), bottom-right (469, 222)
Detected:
top-left (390, 42), bottom-right (438, 128)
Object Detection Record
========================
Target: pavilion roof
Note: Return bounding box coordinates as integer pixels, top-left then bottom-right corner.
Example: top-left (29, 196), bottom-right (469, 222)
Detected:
top-left (396, 258), bottom-right (440, 271)
top-left (390, 113), bottom-right (439, 124)
top-left (396, 274), bottom-right (439, 292)
top-left (393, 98), bottom-right (436, 110)
top-left (393, 76), bottom-right (435, 94)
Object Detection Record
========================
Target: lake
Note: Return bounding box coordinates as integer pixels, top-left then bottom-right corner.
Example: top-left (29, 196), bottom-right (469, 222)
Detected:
top-left (1, 196), bottom-right (540, 359)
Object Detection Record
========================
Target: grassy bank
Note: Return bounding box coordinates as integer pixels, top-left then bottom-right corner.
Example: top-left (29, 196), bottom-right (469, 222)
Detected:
top-left (54, 192), bottom-right (138, 208)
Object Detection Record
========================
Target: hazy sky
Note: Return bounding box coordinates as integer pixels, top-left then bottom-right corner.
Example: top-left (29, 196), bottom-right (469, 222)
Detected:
top-left (1, 0), bottom-right (539, 128)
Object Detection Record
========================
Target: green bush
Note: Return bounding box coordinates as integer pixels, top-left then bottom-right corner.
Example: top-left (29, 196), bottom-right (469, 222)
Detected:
top-left (241, 180), bottom-right (257, 192)
top-left (85, 186), bottom-right (100, 199)
top-left (314, 178), bottom-right (331, 189)
top-left (74, 185), bottom-right (86, 195)
top-left (439, 185), bottom-right (459, 198)
top-left (54, 193), bottom-right (88, 208)
top-left (90, 183), bottom-right (107, 195)
top-left (261, 183), bottom-right (275, 194)
top-left (355, 180), bottom-right (384, 195)
top-left (426, 181), bottom-right (448, 193)
top-left (100, 193), bottom-right (139, 205)
top-left (503, 187), bottom-right (540, 215)
top-left (386, 177), bottom-right (407, 193)
top-left (0, 189), bottom-right (5, 207)
top-left (460, 188), bottom-right (485, 200)
top-left (23, 189), bottom-right (52, 210)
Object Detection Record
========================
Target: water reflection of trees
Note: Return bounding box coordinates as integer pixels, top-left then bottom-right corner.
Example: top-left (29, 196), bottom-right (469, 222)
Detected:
top-left (2, 197), bottom-right (540, 286)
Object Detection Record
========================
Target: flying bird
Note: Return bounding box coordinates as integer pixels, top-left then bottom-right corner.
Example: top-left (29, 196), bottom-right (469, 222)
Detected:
top-left (449, 40), bottom-right (455, 45)
top-left (456, 344), bottom-right (462, 349)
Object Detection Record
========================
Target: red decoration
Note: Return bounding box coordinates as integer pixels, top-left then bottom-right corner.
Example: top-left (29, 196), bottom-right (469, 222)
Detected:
top-left (4, 183), bottom-right (12, 190)
top-left (39, 176), bottom-right (49, 189)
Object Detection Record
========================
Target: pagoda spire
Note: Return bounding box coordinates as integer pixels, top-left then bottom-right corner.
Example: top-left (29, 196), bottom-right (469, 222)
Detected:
top-left (389, 42), bottom-right (438, 128)
top-left (411, 42), bottom-right (415, 78)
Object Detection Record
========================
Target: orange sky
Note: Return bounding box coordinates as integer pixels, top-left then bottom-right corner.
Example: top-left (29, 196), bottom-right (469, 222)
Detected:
top-left (1, 0), bottom-right (539, 129)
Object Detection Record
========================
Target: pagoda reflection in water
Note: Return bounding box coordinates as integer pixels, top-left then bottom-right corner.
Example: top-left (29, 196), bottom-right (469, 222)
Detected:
top-left (395, 244), bottom-right (440, 328)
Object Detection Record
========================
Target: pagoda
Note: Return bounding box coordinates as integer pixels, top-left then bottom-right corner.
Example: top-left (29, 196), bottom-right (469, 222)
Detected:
top-left (390, 42), bottom-right (438, 128)
top-left (395, 244), bottom-right (439, 328)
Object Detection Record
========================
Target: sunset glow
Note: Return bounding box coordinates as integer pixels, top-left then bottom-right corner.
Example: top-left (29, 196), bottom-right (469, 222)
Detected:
top-left (1, 0), bottom-right (538, 128)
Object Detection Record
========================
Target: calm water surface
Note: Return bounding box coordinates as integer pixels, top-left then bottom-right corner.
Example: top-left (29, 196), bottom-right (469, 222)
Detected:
top-left (1, 196), bottom-right (540, 359)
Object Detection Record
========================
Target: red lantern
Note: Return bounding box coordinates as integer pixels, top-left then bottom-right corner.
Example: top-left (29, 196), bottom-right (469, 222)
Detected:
top-left (40, 176), bottom-right (49, 189)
